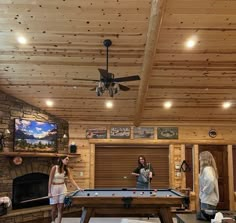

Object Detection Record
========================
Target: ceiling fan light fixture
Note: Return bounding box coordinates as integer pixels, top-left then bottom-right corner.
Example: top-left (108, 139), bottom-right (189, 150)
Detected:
top-left (73, 39), bottom-right (140, 97)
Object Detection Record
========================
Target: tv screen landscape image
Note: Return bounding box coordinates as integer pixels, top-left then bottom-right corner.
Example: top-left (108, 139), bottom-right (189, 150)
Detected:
top-left (14, 119), bottom-right (57, 152)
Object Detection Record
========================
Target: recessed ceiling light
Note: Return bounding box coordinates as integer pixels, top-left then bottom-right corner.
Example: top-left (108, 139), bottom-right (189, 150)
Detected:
top-left (17, 36), bottom-right (27, 44)
top-left (164, 101), bottom-right (172, 109)
top-left (105, 101), bottom-right (113, 108)
top-left (186, 39), bottom-right (196, 48)
top-left (46, 100), bottom-right (54, 107)
top-left (222, 101), bottom-right (231, 109)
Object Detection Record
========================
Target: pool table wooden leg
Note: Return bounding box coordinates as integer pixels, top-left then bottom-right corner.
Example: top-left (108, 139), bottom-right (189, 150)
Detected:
top-left (80, 207), bottom-right (94, 223)
top-left (159, 207), bottom-right (174, 223)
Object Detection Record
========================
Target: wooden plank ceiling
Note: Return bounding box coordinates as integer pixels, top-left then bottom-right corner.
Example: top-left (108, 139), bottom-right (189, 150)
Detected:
top-left (0, 0), bottom-right (236, 125)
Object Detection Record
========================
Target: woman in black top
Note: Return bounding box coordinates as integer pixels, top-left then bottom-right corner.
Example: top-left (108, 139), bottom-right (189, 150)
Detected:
top-left (131, 155), bottom-right (154, 189)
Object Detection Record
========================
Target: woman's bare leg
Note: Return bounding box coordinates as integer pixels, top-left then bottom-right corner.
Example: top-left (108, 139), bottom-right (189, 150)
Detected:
top-left (51, 204), bottom-right (57, 222)
top-left (56, 203), bottom-right (64, 223)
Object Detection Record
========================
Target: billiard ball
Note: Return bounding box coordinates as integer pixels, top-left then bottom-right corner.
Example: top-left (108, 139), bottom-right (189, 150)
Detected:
top-left (94, 192), bottom-right (98, 196)
top-left (87, 193), bottom-right (90, 196)
top-left (112, 193), bottom-right (115, 196)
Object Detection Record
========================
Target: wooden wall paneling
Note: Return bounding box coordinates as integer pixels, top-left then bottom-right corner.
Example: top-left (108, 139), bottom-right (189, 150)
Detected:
top-left (233, 146), bottom-right (236, 192)
top-left (185, 145), bottom-right (193, 190)
top-left (180, 144), bottom-right (186, 189)
top-left (169, 144), bottom-right (174, 188)
top-left (174, 145), bottom-right (182, 189)
top-left (168, 144), bottom-right (186, 189)
top-left (90, 143), bottom-right (95, 188)
top-left (234, 145), bottom-right (236, 210)
top-left (227, 145), bottom-right (234, 210)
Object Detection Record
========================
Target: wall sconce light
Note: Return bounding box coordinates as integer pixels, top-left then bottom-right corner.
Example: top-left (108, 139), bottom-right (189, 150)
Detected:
top-left (60, 132), bottom-right (68, 145)
top-left (0, 129), bottom-right (10, 151)
top-left (62, 133), bottom-right (68, 139)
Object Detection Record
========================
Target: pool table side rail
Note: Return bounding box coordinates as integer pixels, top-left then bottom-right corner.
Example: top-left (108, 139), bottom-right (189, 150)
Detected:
top-left (72, 196), bottom-right (184, 207)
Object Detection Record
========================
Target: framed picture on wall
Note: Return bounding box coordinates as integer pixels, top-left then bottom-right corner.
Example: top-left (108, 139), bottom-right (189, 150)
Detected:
top-left (134, 127), bottom-right (154, 139)
top-left (110, 127), bottom-right (131, 139)
top-left (86, 128), bottom-right (107, 139)
top-left (14, 118), bottom-right (57, 152)
top-left (157, 127), bottom-right (178, 139)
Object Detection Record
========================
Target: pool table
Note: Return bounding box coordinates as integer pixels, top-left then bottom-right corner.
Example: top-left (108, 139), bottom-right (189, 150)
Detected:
top-left (71, 188), bottom-right (189, 223)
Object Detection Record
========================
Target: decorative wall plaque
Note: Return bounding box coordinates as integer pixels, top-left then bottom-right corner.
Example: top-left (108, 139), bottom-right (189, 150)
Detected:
top-left (157, 127), bottom-right (178, 139)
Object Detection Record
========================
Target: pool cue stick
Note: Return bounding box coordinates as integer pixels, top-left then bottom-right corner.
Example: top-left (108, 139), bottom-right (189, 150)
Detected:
top-left (20, 189), bottom-right (79, 203)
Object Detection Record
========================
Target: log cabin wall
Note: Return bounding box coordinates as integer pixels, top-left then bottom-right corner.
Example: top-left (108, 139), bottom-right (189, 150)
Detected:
top-left (69, 122), bottom-right (236, 211)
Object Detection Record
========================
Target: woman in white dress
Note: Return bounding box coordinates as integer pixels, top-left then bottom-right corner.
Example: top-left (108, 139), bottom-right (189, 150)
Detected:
top-left (48, 156), bottom-right (80, 223)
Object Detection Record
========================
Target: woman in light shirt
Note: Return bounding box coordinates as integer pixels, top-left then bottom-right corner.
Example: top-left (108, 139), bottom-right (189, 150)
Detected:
top-left (197, 151), bottom-right (219, 221)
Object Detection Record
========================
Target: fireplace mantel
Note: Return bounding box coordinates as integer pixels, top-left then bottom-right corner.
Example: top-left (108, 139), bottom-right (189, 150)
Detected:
top-left (0, 151), bottom-right (80, 158)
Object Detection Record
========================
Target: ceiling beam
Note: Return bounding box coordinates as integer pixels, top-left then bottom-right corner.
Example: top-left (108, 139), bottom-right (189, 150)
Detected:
top-left (134, 0), bottom-right (166, 126)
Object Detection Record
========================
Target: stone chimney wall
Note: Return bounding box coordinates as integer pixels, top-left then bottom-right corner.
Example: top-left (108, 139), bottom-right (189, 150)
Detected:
top-left (0, 90), bottom-right (68, 198)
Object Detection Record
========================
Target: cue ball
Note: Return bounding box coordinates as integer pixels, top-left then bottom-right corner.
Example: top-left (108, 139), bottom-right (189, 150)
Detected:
top-left (95, 192), bottom-right (98, 196)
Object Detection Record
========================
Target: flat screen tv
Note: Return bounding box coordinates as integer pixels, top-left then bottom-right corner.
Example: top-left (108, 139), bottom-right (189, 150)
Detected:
top-left (14, 118), bottom-right (57, 152)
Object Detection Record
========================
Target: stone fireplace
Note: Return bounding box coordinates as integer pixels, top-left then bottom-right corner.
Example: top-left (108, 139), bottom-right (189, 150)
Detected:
top-left (12, 172), bottom-right (49, 209)
top-left (0, 156), bottom-right (80, 223)
top-left (0, 156), bottom-right (53, 209)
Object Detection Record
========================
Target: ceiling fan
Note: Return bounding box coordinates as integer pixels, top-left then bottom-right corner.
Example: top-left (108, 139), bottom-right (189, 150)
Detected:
top-left (73, 39), bottom-right (140, 97)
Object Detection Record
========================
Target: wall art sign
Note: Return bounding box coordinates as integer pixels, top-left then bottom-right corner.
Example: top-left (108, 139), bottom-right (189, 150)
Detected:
top-left (86, 128), bottom-right (107, 139)
top-left (110, 127), bottom-right (131, 139)
top-left (157, 127), bottom-right (178, 139)
top-left (133, 127), bottom-right (154, 139)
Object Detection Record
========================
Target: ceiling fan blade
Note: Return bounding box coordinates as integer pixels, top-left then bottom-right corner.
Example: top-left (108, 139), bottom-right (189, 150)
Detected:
top-left (118, 84), bottom-right (130, 91)
top-left (73, 78), bottom-right (98, 82)
top-left (113, 75), bottom-right (140, 82)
